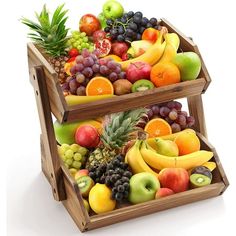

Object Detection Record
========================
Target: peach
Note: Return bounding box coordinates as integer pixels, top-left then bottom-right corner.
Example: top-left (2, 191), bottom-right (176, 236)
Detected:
top-left (74, 169), bottom-right (89, 180)
top-left (155, 188), bottom-right (174, 199)
top-left (158, 168), bottom-right (189, 193)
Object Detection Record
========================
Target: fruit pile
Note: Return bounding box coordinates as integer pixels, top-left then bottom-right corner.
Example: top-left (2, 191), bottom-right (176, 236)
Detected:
top-left (22, 0), bottom-right (202, 105)
top-left (53, 100), bottom-right (216, 215)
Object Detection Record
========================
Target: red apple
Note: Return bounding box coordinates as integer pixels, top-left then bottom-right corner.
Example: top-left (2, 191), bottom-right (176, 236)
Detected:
top-left (92, 30), bottom-right (107, 42)
top-left (126, 62), bottom-right (152, 83)
top-left (158, 168), bottom-right (189, 193)
top-left (74, 169), bottom-right (89, 180)
top-left (155, 188), bottom-right (174, 199)
top-left (75, 125), bottom-right (100, 148)
top-left (111, 42), bottom-right (129, 57)
top-left (79, 14), bottom-right (101, 36)
top-left (142, 28), bottom-right (159, 43)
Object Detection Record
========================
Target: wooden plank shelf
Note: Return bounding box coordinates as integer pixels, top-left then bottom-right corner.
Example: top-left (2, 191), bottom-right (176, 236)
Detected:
top-left (28, 18), bottom-right (211, 123)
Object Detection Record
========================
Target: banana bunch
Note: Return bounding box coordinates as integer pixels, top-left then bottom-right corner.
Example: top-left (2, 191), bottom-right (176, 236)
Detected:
top-left (125, 140), bottom-right (159, 178)
top-left (118, 29), bottom-right (166, 70)
top-left (140, 141), bottom-right (214, 170)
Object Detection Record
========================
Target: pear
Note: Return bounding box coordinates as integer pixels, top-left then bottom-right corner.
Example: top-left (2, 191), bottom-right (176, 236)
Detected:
top-left (155, 138), bottom-right (179, 157)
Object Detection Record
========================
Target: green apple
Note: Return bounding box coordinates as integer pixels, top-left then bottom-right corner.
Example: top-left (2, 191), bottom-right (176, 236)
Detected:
top-left (172, 52), bottom-right (201, 81)
top-left (102, 0), bottom-right (124, 19)
top-left (128, 172), bottom-right (160, 204)
top-left (97, 12), bottom-right (107, 29)
top-left (53, 121), bottom-right (80, 145)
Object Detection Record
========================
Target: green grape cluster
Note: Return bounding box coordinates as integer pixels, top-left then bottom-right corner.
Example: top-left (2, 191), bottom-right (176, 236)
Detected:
top-left (57, 144), bottom-right (88, 173)
top-left (67, 31), bottom-right (94, 52)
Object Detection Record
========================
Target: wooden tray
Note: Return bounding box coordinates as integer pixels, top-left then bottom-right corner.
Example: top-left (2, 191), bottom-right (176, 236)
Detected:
top-left (27, 18), bottom-right (211, 123)
top-left (29, 63), bottom-right (228, 232)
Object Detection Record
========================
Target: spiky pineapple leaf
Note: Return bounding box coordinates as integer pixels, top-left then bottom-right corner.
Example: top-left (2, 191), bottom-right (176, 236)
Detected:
top-left (21, 4), bottom-right (69, 56)
top-left (101, 108), bottom-right (147, 150)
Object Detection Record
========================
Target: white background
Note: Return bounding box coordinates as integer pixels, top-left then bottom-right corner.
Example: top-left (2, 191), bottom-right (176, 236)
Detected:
top-left (3, 0), bottom-right (236, 235)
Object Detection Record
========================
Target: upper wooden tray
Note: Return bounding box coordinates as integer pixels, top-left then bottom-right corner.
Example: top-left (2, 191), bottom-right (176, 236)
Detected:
top-left (27, 18), bottom-right (211, 123)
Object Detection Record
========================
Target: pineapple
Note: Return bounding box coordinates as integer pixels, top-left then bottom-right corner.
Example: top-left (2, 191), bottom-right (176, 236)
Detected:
top-left (86, 108), bottom-right (147, 169)
top-left (21, 4), bottom-right (69, 83)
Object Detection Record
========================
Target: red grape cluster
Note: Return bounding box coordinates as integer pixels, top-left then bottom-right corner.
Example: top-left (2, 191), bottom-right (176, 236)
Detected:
top-left (62, 49), bottom-right (126, 95)
top-left (147, 101), bottom-right (195, 132)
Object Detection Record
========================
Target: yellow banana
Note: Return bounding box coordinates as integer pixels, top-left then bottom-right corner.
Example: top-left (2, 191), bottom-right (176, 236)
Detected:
top-left (125, 140), bottom-right (158, 178)
top-left (118, 31), bottom-right (166, 70)
top-left (165, 33), bottom-right (180, 51)
top-left (147, 128), bottom-right (195, 150)
top-left (65, 94), bottom-right (115, 106)
top-left (158, 33), bottom-right (180, 63)
top-left (140, 141), bottom-right (214, 170)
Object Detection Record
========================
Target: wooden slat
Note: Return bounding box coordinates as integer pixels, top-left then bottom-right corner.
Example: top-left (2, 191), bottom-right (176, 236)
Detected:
top-left (65, 78), bottom-right (205, 122)
top-left (32, 66), bottom-right (66, 201)
top-left (187, 94), bottom-right (208, 137)
top-left (161, 18), bottom-right (211, 91)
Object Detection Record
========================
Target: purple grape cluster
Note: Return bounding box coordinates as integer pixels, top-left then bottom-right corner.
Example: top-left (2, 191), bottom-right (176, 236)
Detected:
top-left (61, 49), bottom-right (126, 96)
top-left (88, 155), bottom-right (132, 203)
top-left (147, 101), bottom-right (195, 132)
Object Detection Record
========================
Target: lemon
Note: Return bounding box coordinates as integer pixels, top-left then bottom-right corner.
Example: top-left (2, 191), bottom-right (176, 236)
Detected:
top-left (89, 183), bottom-right (116, 214)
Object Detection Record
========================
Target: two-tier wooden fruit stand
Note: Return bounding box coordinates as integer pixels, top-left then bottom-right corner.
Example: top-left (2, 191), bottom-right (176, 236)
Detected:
top-left (27, 18), bottom-right (229, 232)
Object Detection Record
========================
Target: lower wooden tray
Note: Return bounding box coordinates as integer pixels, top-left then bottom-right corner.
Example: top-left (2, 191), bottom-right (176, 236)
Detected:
top-left (40, 132), bottom-right (229, 232)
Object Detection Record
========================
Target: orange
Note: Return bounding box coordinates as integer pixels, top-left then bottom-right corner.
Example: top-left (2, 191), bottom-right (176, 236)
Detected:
top-left (86, 77), bottom-right (114, 96)
top-left (103, 54), bottom-right (122, 62)
top-left (174, 131), bottom-right (200, 155)
top-left (144, 118), bottom-right (172, 138)
top-left (150, 62), bottom-right (181, 87)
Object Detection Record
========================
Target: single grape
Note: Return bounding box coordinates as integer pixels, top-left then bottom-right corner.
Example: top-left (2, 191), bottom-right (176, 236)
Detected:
top-left (104, 26), bottom-right (110, 33)
top-left (146, 22), bottom-right (153, 28)
top-left (114, 66), bottom-right (121, 74)
top-left (171, 123), bottom-right (181, 133)
top-left (100, 65), bottom-right (109, 75)
top-left (81, 49), bottom-right (90, 58)
top-left (159, 106), bottom-right (171, 117)
top-left (109, 72), bottom-right (118, 82)
top-left (76, 73), bottom-right (85, 83)
top-left (61, 144), bottom-right (70, 150)
top-left (106, 19), bottom-right (113, 26)
top-left (76, 86), bottom-right (86, 96)
top-left (74, 152), bottom-right (82, 161)
top-left (82, 67), bottom-right (93, 78)
top-left (99, 58), bottom-right (108, 66)
top-left (72, 161), bottom-right (81, 169)
top-left (77, 146), bottom-right (88, 156)
top-left (117, 185), bottom-right (125, 193)
top-left (129, 22), bottom-right (138, 31)
top-left (70, 144), bottom-right (80, 152)
top-left (176, 114), bottom-right (187, 126)
top-left (165, 117), bottom-right (174, 125)
top-left (151, 105), bottom-right (160, 115)
top-left (118, 71), bottom-right (126, 79)
top-left (166, 101), bottom-right (176, 109)
top-left (169, 110), bottom-right (178, 120)
top-left (80, 32), bottom-right (86, 37)
top-left (136, 33), bottom-right (142, 40)
top-left (91, 63), bottom-right (100, 73)
top-left (76, 55), bottom-right (84, 63)
top-left (69, 79), bottom-right (79, 91)
top-left (74, 63), bottom-right (84, 72)
top-left (115, 192), bottom-right (123, 201)
top-left (83, 57), bottom-right (94, 67)
top-left (134, 11), bottom-right (143, 18)
top-left (126, 28), bottom-right (134, 37)
top-left (123, 182), bottom-right (129, 190)
top-left (141, 17), bottom-right (149, 26)
top-left (123, 171), bottom-right (132, 178)
top-left (178, 111), bottom-right (188, 117)
top-left (127, 11), bottom-right (134, 17)
top-left (174, 101), bottom-right (182, 110)
top-left (186, 116), bottom-right (195, 127)
top-left (65, 158), bottom-right (73, 166)
top-left (83, 36), bottom-right (88, 43)
top-left (107, 60), bottom-right (116, 70)
top-left (150, 17), bottom-right (158, 26)
top-left (64, 149), bottom-right (74, 159)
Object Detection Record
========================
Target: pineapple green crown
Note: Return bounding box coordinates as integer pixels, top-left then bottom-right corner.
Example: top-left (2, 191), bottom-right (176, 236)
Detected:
top-left (101, 108), bottom-right (148, 150)
top-left (21, 4), bottom-right (69, 57)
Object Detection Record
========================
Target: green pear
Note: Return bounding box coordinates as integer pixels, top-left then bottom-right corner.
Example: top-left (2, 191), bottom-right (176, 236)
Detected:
top-left (128, 172), bottom-right (160, 204)
top-left (155, 138), bottom-right (179, 157)
top-left (172, 52), bottom-right (201, 81)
